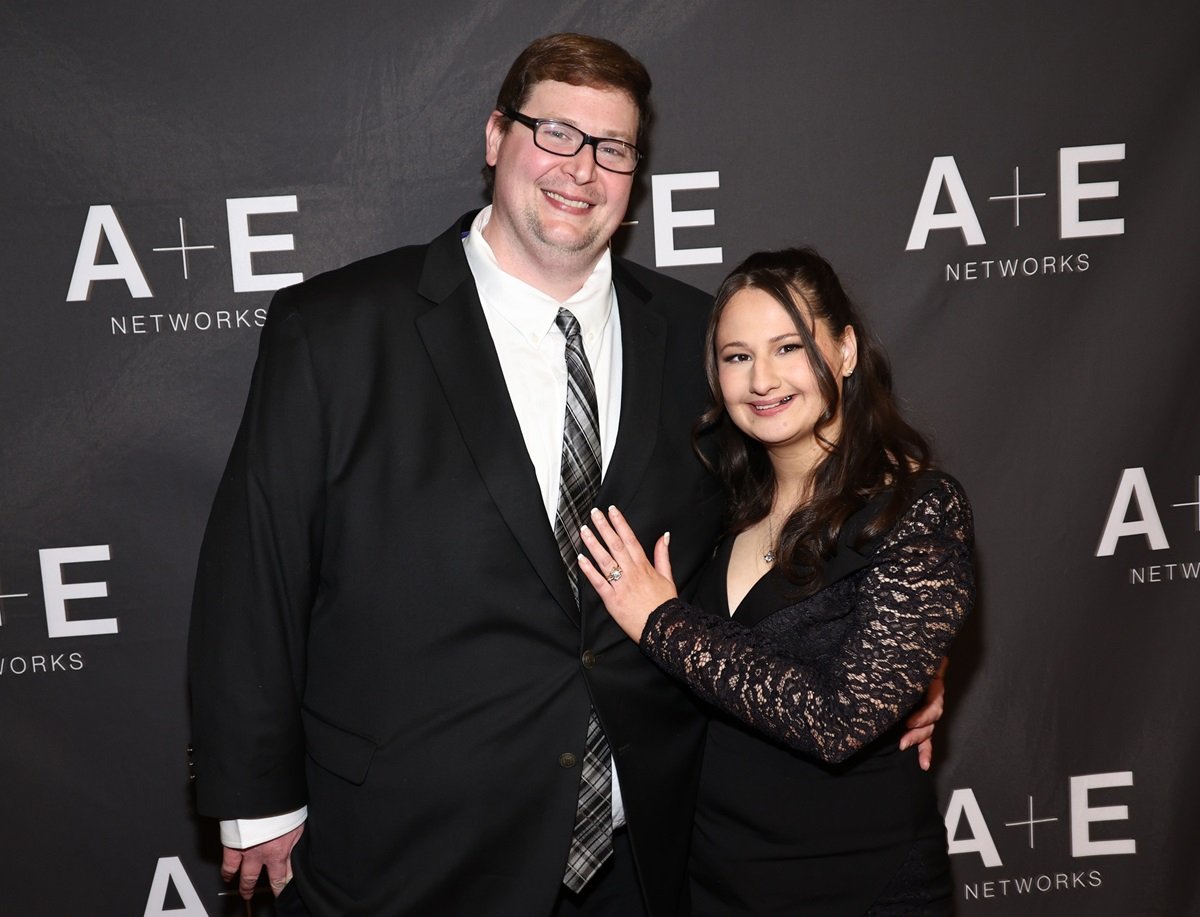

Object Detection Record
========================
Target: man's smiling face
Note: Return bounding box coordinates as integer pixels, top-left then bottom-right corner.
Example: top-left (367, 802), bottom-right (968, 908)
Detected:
top-left (483, 80), bottom-right (638, 286)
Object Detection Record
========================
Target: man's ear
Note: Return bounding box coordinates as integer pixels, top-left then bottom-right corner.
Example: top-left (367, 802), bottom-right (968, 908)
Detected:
top-left (485, 111), bottom-right (506, 167)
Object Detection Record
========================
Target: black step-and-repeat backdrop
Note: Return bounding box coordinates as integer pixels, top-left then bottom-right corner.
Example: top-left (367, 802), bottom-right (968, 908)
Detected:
top-left (3, 2), bottom-right (1197, 914)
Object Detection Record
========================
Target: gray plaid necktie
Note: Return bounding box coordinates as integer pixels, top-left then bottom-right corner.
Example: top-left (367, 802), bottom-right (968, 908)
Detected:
top-left (553, 308), bottom-right (614, 892)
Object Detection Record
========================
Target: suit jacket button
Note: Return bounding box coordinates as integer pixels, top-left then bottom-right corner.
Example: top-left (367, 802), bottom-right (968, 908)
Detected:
top-left (581, 650), bottom-right (596, 669)
top-left (559, 752), bottom-right (577, 768)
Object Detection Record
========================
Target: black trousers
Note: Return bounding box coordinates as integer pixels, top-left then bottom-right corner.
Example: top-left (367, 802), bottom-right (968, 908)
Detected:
top-left (272, 830), bottom-right (651, 916)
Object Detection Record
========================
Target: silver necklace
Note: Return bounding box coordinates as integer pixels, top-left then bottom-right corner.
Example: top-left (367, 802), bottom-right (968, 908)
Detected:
top-left (763, 515), bottom-right (776, 564)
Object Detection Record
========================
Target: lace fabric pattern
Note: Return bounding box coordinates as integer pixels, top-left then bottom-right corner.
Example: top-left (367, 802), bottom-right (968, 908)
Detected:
top-left (641, 476), bottom-right (975, 764)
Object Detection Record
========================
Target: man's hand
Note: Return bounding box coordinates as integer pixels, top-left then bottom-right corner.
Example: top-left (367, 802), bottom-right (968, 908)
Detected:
top-left (221, 824), bottom-right (304, 899)
top-left (899, 658), bottom-right (949, 770)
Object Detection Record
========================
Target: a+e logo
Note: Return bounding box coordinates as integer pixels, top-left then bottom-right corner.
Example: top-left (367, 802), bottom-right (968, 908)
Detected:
top-left (66, 195), bottom-right (303, 302)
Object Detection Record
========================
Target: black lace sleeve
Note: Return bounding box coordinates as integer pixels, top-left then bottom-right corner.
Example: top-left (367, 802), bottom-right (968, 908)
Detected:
top-left (640, 476), bottom-right (975, 763)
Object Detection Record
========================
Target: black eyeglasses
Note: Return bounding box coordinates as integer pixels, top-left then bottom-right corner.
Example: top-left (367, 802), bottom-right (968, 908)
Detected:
top-left (500, 107), bottom-right (642, 174)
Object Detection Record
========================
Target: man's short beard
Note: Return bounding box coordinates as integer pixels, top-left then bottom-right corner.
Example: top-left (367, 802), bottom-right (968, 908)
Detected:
top-left (524, 208), bottom-right (604, 257)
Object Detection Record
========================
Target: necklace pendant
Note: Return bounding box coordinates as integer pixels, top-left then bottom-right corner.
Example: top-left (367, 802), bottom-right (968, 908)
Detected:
top-left (763, 549), bottom-right (776, 564)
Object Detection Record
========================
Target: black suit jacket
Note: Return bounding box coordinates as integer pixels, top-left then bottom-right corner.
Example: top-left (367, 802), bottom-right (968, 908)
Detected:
top-left (189, 213), bottom-right (723, 915)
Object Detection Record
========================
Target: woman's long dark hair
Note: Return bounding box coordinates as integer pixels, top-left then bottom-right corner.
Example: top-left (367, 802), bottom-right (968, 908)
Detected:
top-left (694, 248), bottom-right (931, 594)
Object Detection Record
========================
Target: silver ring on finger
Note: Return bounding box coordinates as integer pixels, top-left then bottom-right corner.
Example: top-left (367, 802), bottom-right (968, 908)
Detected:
top-left (606, 566), bottom-right (623, 583)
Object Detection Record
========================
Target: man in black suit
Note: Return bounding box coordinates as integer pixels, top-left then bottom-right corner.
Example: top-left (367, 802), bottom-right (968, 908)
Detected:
top-left (189, 32), bottom-right (939, 916)
top-left (190, 33), bottom-right (723, 916)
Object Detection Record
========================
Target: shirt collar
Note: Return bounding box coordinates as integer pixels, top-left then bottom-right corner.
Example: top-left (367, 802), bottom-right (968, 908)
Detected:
top-left (463, 206), bottom-right (615, 345)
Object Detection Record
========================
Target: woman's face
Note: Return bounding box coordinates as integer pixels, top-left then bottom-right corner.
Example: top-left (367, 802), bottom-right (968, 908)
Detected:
top-left (715, 286), bottom-right (857, 466)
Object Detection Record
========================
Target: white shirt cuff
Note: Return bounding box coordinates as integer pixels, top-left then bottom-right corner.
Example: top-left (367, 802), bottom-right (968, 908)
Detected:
top-left (219, 807), bottom-right (308, 849)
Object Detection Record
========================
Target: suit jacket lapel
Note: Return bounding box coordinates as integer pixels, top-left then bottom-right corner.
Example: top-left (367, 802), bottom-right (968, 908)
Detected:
top-left (597, 260), bottom-right (665, 511)
top-left (415, 217), bottom-right (579, 624)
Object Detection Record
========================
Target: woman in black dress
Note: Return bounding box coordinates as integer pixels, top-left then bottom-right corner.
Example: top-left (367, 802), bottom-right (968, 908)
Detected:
top-left (580, 248), bottom-right (975, 915)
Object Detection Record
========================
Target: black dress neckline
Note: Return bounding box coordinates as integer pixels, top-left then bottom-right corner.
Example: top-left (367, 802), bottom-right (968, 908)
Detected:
top-left (700, 472), bottom-right (952, 629)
